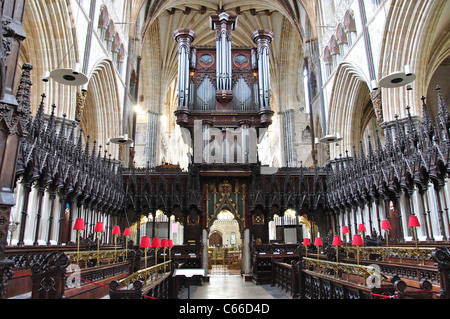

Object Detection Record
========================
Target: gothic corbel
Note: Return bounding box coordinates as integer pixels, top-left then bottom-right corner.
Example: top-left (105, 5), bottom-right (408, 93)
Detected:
top-left (75, 89), bottom-right (88, 122)
top-left (370, 89), bottom-right (383, 124)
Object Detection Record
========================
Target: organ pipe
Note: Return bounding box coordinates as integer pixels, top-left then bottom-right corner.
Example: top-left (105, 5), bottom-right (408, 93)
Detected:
top-left (173, 29), bottom-right (196, 125)
top-left (210, 12), bottom-right (237, 100)
top-left (252, 30), bottom-right (274, 111)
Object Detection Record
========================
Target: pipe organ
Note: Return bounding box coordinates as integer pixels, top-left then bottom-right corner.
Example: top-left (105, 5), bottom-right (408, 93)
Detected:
top-left (173, 13), bottom-right (274, 164)
top-left (210, 12), bottom-right (236, 102)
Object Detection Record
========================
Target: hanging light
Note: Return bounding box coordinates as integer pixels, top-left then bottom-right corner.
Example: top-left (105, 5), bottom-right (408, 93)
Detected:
top-left (379, 65), bottom-right (416, 88)
top-left (109, 133), bottom-right (133, 145)
top-left (49, 62), bottom-right (88, 86)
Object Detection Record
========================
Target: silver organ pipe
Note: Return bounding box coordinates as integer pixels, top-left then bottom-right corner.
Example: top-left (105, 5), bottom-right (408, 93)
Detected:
top-left (197, 77), bottom-right (215, 110)
top-left (211, 13), bottom-right (236, 94)
top-left (252, 30), bottom-right (274, 111)
top-left (173, 29), bottom-right (196, 110)
top-left (232, 77), bottom-right (252, 110)
top-left (202, 123), bottom-right (210, 163)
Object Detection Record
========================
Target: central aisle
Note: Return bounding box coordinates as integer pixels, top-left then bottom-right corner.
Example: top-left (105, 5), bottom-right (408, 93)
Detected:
top-left (180, 275), bottom-right (289, 299)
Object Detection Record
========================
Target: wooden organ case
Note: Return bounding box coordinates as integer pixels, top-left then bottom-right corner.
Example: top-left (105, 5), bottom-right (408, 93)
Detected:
top-left (172, 13), bottom-right (276, 269)
top-left (173, 12), bottom-right (274, 135)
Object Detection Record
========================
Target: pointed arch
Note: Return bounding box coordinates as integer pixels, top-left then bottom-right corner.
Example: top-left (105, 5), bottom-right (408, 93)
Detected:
top-left (327, 62), bottom-right (378, 158)
top-left (19, 0), bottom-right (79, 117)
top-left (379, 0), bottom-right (450, 120)
top-left (81, 59), bottom-right (122, 159)
top-left (207, 192), bottom-right (245, 235)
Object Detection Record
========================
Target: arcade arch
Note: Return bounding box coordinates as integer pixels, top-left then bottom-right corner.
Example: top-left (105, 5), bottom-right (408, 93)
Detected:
top-left (269, 209), bottom-right (313, 244)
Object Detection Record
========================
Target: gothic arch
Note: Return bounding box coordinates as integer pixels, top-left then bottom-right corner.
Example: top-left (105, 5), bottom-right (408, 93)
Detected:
top-left (207, 202), bottom-right (244, 236)
top-left (327, 62), bottom-right (372, 157)
top-left (81, 59), bottom-right (122, 159)
top-left (379, 0), bottom-right (450, 120)
top-left (19, 0), bottom-right (79, 117)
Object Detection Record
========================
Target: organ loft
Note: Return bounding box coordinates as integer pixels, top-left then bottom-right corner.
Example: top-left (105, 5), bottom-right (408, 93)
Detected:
top-left (0, 0), bottom-right (449, 303)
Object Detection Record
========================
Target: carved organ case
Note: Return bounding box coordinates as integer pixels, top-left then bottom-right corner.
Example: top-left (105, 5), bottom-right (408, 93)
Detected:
top-left (173, 12), bottom-right (275, 165)
top-left (173, 13), bottom-right (275, 244)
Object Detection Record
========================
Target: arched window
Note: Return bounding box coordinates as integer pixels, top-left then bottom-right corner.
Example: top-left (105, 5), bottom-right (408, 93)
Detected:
top-left (336, 23), bottom-right (348, 57)
top-left (117, 43), bottom-right (125, 74)
top-left (105, 21), bottom-right (115, 52)
top-left (111, 32), bottom-right (121, 66)
top-left (329, 35), bottom-right (340, 68)
top-left (323, 45), bottom-right (332, 78)
top-left (343, 10), bottom-right (357, 47)
top-left (97, 5), bottom-right (109, 41)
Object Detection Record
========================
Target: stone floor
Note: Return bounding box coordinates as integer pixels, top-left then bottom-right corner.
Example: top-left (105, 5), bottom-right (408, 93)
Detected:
top-left (179, 275), bottom-right (289, 299)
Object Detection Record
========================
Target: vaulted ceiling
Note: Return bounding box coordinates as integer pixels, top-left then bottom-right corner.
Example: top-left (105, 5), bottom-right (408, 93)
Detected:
top-left (132, 1), bottom-right (317, 41)
top-left (134, 0), bottom-right (316, 115)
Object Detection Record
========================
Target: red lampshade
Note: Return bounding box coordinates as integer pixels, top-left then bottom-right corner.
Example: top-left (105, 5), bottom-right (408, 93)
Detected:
top-left (314, 237), bottom-right (323, 246)
top-left (161, 239), bottom-right (168, 248)
top-left (302, 238), bottom-right (311, 246)
top-left (381, 220), bottom-right (391, 230)
top-left (152, 237), bottom-right (161, 248)
top-left (168, 239), bottom-right (174, 247)
top-left (408, 215), bottom-right (420, 227)
top-left (140, 236), bottom-right (152, 248)
top-left (123, 228), bottom-right (131, 236)
top-left (342, 226), bottom-right (350, 234)
top-left (73, 218), bottom-right (85, 230)
top-left (112, 226), bottom-right (121, 235)
top-left (332, 235), bottom-right (343, 246)
top-left (94, 222), bottom-right (104, 232)
top-left (352, 234), bottom-right (363, 246)
top-left (358, 223), bottom-right (366, 232)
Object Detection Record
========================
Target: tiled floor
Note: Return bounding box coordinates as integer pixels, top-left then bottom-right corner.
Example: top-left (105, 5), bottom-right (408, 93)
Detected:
top-left (179, 275), bottom-right (289, 299)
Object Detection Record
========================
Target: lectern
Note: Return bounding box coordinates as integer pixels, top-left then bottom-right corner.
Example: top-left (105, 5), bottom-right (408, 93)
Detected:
top-left (173, 269), bottom-right (207, 299)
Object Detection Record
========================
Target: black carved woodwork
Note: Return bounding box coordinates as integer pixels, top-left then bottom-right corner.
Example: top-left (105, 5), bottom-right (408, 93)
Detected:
top-left (1, 1), bottom-right (450, 298)
top-left (30, 251), bottom-right (69, 299)
top-left (4, 69), bottom-right (450, 299)
top-left (325, 89), bottom-right (450, 244)
top-left (14, 93), bottom-right (125, 246)
top-left (0, 0), bottom-right (29, 298)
